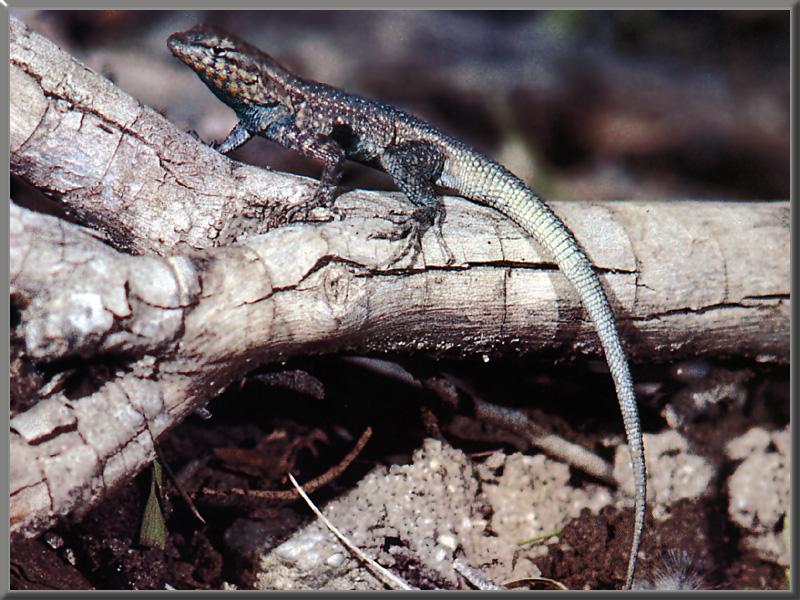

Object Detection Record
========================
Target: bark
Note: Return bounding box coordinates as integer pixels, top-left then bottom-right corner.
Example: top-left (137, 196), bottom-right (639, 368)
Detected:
top-left (9, 15), bottom-right (790, 538)
top-left (10, 15), bottom-right (297, 255)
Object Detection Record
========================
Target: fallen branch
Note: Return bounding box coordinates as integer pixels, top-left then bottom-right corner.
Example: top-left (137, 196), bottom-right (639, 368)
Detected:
top-left (342, 357), bottom-right (615, 483)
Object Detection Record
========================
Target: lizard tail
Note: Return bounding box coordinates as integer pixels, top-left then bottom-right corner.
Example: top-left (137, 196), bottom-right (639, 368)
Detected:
top-left (510, 191), bottom-right (646, 590)
top-left (454, 159), bottom-right (647, 590)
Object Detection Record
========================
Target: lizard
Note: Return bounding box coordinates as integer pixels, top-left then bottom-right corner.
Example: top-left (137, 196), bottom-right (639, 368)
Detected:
top-left (168, 25), bottom-right (647, 590)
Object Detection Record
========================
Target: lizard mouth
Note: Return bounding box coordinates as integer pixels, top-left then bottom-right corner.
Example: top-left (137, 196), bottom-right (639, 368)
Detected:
top-left (167, 30), bottom-right (221, 82)
top-left (167, 32), bottom-right (194, 65)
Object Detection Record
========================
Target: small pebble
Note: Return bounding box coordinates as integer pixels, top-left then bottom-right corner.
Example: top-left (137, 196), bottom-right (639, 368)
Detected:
top-left (437, 533), bottom-right (457, 550)
top-left (325, 552), bottom-right (345, 568)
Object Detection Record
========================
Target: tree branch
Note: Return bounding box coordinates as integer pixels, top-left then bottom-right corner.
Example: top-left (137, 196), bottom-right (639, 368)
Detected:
top-left (10, 15), bottom-right (300, 255)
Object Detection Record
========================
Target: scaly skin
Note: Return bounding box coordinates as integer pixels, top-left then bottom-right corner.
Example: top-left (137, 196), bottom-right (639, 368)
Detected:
top-left (168, 26), bottom-right (647, 589)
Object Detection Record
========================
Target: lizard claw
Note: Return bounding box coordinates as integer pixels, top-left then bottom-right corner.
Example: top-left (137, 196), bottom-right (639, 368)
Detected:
top-left (371, 206), bottom-right (454, 267)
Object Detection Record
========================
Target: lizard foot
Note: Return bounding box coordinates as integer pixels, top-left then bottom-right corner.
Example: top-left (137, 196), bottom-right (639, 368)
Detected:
top-left (285, 184), bottom-right (344, 223)
top-left (371, 206), bottom-right (455, 267)
top-left (286, 202), bottom-right (342, 223)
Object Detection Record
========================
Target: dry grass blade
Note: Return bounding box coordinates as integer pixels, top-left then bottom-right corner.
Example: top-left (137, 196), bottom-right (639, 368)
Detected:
top-left (287, 472), bottom-right (416, 590)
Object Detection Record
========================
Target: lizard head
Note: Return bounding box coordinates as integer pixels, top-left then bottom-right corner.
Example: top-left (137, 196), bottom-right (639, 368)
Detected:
top-left (168, 26), bottom-right (292, 107)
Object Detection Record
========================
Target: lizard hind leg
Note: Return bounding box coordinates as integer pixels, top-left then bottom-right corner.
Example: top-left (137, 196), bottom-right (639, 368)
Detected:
top-left (374, 141), bottom-right (455, 268)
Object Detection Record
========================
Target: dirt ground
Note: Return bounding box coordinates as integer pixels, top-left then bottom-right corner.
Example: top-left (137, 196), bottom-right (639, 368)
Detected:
top-left (10, 357), bottom-right (789, 590)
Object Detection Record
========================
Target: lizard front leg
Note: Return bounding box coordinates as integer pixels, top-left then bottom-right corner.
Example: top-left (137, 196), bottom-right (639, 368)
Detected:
top-left (214, 122), bottom-right (253, 154)
top-left (216, 110), bottom-right (346, 222)
top-left (376, 141), bottom-right (455, 267)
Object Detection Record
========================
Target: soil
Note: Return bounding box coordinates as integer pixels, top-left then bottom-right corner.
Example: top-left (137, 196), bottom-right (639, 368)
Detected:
top-left (10, 357), bottom-right (790, 591)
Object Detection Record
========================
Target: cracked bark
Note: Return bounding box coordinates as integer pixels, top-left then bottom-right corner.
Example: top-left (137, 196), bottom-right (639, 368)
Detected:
top-left (9, 16), bottom-right (790, 538)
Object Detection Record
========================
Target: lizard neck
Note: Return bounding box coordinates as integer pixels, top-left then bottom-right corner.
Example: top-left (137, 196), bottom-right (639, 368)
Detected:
top-left (250, 52), bottom-right (306, 110)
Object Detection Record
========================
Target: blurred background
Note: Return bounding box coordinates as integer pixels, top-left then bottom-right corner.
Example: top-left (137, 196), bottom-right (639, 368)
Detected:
top-left (12, 10), bottom-right (790, 203)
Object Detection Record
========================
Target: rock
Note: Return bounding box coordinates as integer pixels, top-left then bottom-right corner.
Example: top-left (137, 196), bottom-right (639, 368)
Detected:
top-left (255, 439), bottom-right (614, 589)
top-left (726, 427), bottom-right (789, 566)
top-left (614, 430), bottom-right (714, 520)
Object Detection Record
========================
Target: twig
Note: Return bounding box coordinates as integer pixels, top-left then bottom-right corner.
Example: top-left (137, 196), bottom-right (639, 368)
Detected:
top-left (453, 558), bottom-right (502, 590)
top-left (202, 426), bottom-right (372, 501)
top-left (340, 356), bottom-right (423, 388)
top-left (464, 383), bottom-right (615, 485)
top-left (342, 356), bottom-right (615, 484)
top-left (155, 444), bottom-right (206, 525)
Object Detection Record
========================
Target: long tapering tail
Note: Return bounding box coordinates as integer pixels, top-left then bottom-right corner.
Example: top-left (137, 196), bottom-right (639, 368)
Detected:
top-left (450, 153), bottom-right (647, 590)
